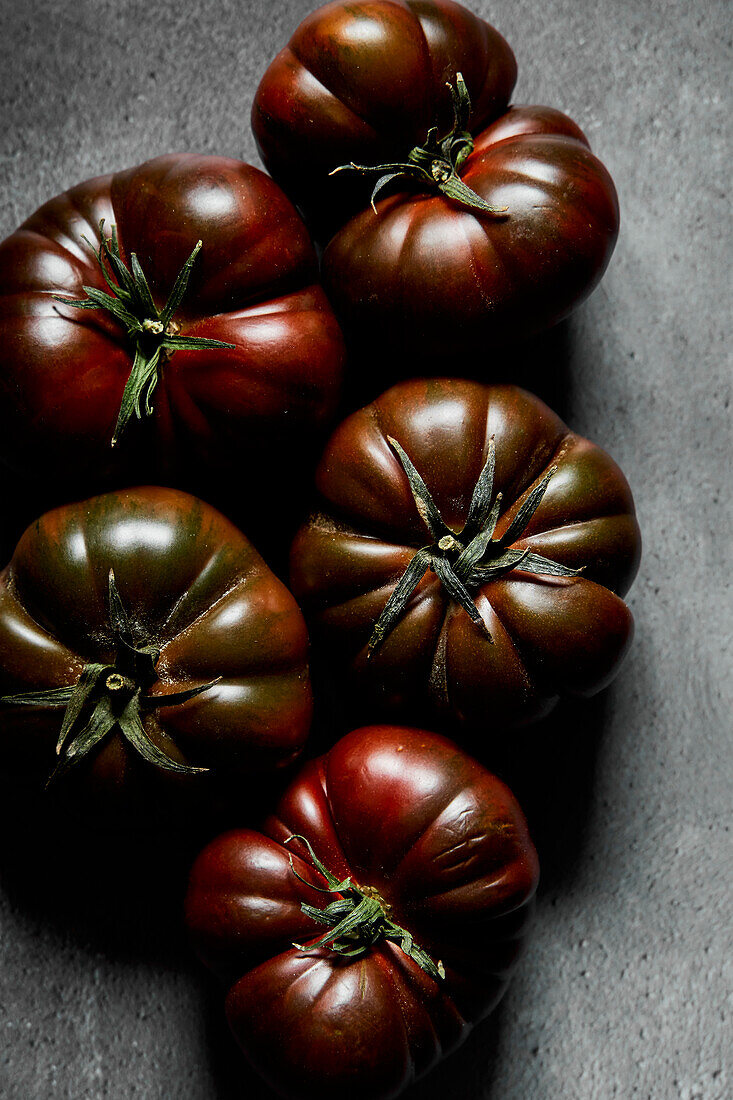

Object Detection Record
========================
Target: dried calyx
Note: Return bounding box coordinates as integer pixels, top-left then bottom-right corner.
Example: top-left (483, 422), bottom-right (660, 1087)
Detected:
top-left (369, 436), bottom-right (581, 654)
top-left (0, 570), bottom-right (218, 786)
top-left (331, 73), bottom-right (507, 217)
top-left (285, 834), bottom-right (445, 982)
top-left (54, 221), bottom-right (235, 447)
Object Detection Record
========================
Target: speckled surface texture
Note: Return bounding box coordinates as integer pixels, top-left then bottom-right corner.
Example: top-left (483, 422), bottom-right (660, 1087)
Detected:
top-left (0, 1), bottom-right (730, 1097)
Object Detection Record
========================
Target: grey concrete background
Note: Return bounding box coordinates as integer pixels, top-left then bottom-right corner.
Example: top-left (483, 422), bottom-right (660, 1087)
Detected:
top-left (0, 1), bottom-right (730, 1098)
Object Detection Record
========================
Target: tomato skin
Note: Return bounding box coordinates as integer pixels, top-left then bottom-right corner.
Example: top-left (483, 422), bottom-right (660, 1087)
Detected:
top-left (252, 0), bottom-right (517, 235)
top-left (0, 486), bottom-right (312, 815)
top-left (322, 105), bottom-right (619, 361)
top-left (0, 154), bottom-right (344, 492)
top-left (289, 379), bottom-right (640, 740)
top-left (186, 725), bottom-right (539, 1100)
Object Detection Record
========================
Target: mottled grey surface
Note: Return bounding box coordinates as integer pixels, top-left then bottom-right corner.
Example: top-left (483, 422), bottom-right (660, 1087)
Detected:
top-left (0, 1), bottom-right (730, 1098)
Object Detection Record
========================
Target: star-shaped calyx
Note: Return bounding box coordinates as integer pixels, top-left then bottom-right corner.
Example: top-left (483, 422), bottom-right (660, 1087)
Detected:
top-left (331, 73), bottom-right (508, 217)
top-left (0, 570), bottom-right (219, 786)
top-left (285, 835), bottom-right (445, 982)
top-left (54, 221), bottom-right (235, 447)
top-left (368, 436), bottom-right (581, 654)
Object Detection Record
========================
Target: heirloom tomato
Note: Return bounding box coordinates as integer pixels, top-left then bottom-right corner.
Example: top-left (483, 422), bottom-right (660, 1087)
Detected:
top-left (186, 724), bottom-right (539, 1100)
top-left (290, 379), bottom-right (641, 741)
top-left (0, 487), bottom-right (312, 816)
top-left (0, 154), bottom-right (344, 496)
top-left (254, 0), bottom-right (618, 360)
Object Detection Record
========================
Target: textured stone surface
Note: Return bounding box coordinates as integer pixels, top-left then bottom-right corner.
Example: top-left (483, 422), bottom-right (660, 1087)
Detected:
top-left (0, 0), bottom-right (730, 1098)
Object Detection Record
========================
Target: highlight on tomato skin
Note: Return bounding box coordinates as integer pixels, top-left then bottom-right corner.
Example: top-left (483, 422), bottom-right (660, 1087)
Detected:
top-left (0, 153), bottom-right (345, 500)
top-left (185, 724), bottom-right (540, 1100)
top-left (0, 485), bottom-right (314, 823)
top-left (289, 378), bottom-right (641, 745)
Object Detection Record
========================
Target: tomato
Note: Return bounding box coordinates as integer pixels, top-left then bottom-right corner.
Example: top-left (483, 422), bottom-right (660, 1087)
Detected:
top-left (253, 1), bottom-right (618, 360)
top-left (186, 724), bottom-right (539, 1100)
top-left (0, 154), bottom-right (344, 497)
top-left (290, 379), bottom-right (640, 740)
top-left (253, 0), bottom-right (517, 236)
top-left (0, 487), bottom-right (312, 817)
top-left (322, 103), bottom-right (619, 361)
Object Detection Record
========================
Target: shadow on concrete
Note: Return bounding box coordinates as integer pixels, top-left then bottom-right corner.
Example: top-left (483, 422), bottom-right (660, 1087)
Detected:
top-left (490, 690), bottom-right (611, 896)
top-left (0, 762), bottom-right (296, 965)
top-left (0, 774), bottom-right (198, 964)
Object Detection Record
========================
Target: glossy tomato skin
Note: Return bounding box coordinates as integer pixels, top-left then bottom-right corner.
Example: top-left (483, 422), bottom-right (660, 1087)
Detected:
top-left (290, 379), bottom-right (640, 741)
top-left (0, 154), bottom-right (344, 494)
top-left (186, 725), bottom-right (539, 1100)
top-left (0, 487), bottom-right (312, 816)
top-left (322, 105), bottom-right (619, 362)
top-left (252, 0), bottom-right (517, 236)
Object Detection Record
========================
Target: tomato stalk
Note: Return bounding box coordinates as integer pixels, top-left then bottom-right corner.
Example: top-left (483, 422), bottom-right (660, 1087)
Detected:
top-left (369, 436), bottom-right (582, 654)
top-left (331, 74), bottom-right (508, 216)
top-left (53, 222), bottom-right (235, 447)
top-left (285, 835), bottom-right (445, 982)
top-left (0, 570), bottom-right (219, 786)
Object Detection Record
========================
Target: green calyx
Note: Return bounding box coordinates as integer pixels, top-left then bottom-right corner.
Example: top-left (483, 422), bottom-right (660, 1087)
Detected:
top-left (0, 570), bottom-right (219, 787)
top-left (54, 221), bottom-right (235, 447)
top-left (285, 834), bottom-right (445, 983)
top-left (331, 73), bottom-right (507, 217)
top-left (369, 436), bottom-right (582, 655)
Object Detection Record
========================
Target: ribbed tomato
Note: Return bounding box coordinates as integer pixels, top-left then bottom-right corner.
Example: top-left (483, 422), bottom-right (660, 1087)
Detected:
top-left (186, 724), bottom-right (539, 1100)
top-left (0, 154), bottom-right (344, 498)
top-left (322, 103), bottom-right (619, 361)
top-left (0, 487), bottom-right (312, 817)
top-left (290, 379), bottom-right (641, 741)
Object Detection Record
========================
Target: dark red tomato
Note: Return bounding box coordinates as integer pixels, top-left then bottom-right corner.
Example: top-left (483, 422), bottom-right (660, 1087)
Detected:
top-left (253, 0), bottom-right (517, 235)
top-left (0, 154), bottom-right (344, 494)
top-left (290, 379), bottom-right (641, 740)
top-left (254, 1), bottom-right (618, 360)
top-left (0, 487), bottom-right (312, 817)
top-left (186, 724), bottom-right (539, 1100)
top-left (323, 104), bottom-right (619, 360)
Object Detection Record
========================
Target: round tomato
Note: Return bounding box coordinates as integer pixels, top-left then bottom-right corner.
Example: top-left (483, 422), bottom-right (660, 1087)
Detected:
top-left (290, 379), bottom-right (640, 740)
top-left (186, 724), bottom-right (539, 1100)
top-left (254, 0), bottom-right (618, 360)
top-left (0, 487), bottom-right (312, 817)
top-left (0, 154), bottom-right (344, 496)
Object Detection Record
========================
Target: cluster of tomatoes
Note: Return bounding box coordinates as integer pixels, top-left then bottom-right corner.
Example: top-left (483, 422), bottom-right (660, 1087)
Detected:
top-left (0, 2), bottom-right (640, 1098)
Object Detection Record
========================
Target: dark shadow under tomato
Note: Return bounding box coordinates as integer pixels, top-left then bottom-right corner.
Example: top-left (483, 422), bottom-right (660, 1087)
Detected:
top-left (0, 760), bottom-right (297, 962)
top-left (335, 317), bottom-right (576, 426)
top-left (0, 427), bottom-right (326, 588)
top-left (488, 691), bottom-right (610, 894)
top-left (0, 771), bottom-right (194, 963)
